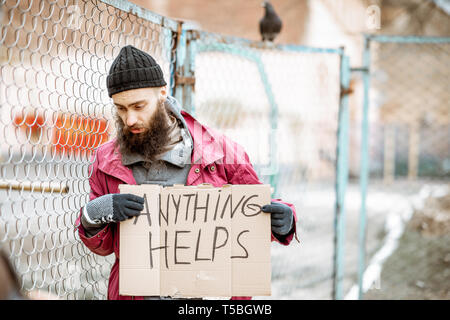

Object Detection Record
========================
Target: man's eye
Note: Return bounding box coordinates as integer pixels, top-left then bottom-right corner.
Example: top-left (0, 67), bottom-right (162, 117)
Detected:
top-left (135, 105), bottom-right (143, 110)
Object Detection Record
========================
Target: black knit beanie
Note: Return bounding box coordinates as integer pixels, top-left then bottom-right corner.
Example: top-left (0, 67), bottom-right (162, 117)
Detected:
top-left (106, 45), bottom-right (167, 97)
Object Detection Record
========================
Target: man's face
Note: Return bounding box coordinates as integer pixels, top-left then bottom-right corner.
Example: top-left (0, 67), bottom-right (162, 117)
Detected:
top-left (112, 86), bottom-right (167, 133)
top-left (112, 86), bottom-right (173, 160)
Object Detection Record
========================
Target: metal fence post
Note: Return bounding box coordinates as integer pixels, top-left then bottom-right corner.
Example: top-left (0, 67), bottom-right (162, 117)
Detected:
top-left (333, 52), bottom-right (351, 300)
top-left (173, 26), bottom-right (197, 115)
top-left (172, 26), bottom-right (183, 102)
top-left (358, 35), bottom-right (372, 300)
top-left (183, 30), bottom-right (197, 115)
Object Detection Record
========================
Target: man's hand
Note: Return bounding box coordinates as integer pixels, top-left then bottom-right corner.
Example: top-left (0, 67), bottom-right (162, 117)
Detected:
top-left (83, 193), bottom-right (144, 226)
top-left (262, 202), bottom-right (294, 236)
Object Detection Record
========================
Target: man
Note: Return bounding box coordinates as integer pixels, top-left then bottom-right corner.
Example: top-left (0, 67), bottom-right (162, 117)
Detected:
top-left (75, 45), bottom-right (298, 300)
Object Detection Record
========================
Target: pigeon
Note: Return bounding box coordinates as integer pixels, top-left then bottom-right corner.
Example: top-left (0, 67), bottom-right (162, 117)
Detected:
top-left (259, 1), bottom-right (282, 42)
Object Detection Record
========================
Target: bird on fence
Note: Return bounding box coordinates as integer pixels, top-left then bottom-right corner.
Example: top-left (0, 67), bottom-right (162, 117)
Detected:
top-left (259, 1), bottom-right (282, 42)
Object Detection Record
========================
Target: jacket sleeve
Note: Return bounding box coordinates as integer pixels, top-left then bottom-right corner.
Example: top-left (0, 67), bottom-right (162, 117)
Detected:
top-left (226, 150), bottom-right (298, 246)
top-left (75, 156), bottom-right (115, 256)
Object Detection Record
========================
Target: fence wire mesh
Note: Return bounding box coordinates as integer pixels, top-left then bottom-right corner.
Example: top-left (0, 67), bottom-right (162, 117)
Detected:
top-left (0, 0), bottom-right (176, 299)
top-left (349, 37), bottom-right (450, 300)
top-left (191, 32), bottom-right (342, 299)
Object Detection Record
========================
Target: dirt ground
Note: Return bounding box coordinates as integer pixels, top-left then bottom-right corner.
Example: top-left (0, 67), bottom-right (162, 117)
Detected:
top-left (365, 190), bottom-right (450, 300)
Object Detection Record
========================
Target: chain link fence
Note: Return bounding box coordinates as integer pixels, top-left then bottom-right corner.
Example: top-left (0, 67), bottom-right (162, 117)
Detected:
top-left (0, 0), bottom-right (177, 299)
top-left (347, 36), bottom-right (450, 300)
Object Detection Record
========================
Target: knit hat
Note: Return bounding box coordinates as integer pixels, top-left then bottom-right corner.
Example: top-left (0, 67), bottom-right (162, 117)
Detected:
top-left (106, 45), bottom-right (167, 97)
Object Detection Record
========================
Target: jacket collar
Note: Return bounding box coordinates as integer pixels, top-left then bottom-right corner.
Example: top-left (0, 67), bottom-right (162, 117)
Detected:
top-left (96, 140), bottom-right (136, 185)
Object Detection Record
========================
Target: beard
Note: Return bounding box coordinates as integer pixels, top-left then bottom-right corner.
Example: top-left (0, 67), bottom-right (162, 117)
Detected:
top-left (115, 98), bottom-right (173, 162)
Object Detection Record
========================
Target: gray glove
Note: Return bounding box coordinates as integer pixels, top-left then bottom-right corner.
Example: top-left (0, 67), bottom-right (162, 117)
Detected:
top-left (83, 193), bottom-right (144, 225)
top-left (262, 202), bottom-right (294, 236)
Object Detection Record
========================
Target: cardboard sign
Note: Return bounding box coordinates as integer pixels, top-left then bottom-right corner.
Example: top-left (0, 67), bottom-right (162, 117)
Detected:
top-left (118, 183), bottom-right (272, 298)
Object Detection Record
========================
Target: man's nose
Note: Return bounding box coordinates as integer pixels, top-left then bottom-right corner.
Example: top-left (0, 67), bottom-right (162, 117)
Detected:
top-left (126, 113), bottom-right (137, 127)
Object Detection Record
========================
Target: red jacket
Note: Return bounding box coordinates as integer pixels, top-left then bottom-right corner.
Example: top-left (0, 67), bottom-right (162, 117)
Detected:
top-left (75, 110), bottom-right (298, 300)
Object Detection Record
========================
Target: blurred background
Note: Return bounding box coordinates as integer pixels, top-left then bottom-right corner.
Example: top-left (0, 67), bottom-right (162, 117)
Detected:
top-left (0, 0), bottom-right (448, 300)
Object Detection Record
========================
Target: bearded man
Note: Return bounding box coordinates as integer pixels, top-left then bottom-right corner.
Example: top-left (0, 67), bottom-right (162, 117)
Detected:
top-left (75, 45), bottom-right (298, 300)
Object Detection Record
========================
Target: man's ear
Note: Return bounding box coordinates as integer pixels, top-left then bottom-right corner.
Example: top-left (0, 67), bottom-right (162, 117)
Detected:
top-left (159, 85), bottom-right (168, 100)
